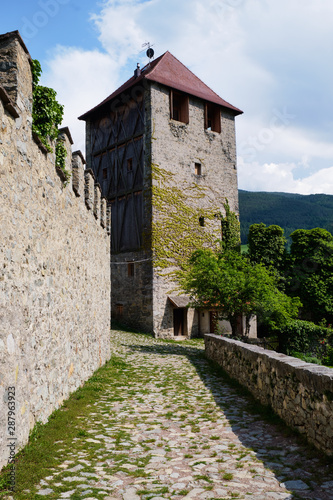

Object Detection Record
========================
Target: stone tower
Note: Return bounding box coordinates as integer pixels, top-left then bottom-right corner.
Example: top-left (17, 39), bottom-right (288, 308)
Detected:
top-left (79, 52), bottom-right (242, 338)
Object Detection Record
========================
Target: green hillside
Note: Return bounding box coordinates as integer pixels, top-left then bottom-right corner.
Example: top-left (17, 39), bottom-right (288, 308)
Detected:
top-left (239, 190), bottom-right (333, 244)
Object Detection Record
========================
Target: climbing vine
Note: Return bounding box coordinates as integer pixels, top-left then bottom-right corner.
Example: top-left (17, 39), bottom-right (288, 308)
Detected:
top-left (149, 164), bottom-right (221, 279)
top-left (55, 139), bottom-right (70, 185)
top-left (31, 59), bottom-right (70, 184)
top-left (220, 199), bottom-right (241, 252)
top-left (32, 60), bottom-right (64, 151)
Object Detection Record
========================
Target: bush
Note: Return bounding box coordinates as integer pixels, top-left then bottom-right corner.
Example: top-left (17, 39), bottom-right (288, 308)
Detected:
top-left (322, 345), bottom-right (333, 367)
top-left (289, 351), bottom-right (322, 365)
top-left (278, 319), bottom-right (333, 363)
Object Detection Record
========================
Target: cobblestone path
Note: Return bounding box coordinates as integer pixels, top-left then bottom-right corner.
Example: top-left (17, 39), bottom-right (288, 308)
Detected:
top-left (28, 330), bottom-right (333, 499)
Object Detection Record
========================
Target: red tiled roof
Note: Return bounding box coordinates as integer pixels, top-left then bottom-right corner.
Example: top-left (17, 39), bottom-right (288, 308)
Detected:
top-left (79, 51), bottom-right (242, 120)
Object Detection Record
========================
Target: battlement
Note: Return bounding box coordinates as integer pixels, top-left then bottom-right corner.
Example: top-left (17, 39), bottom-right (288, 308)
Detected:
top-left (0, 31), bottom-right (111, 469)
top-left (0, 31), bottom-right (110, 233)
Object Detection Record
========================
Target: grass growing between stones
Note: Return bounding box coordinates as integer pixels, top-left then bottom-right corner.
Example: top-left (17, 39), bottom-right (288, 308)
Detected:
top-left (1, 326), bottom-right (333, 500)
top-left (0, 355), bottom-right (131, 499)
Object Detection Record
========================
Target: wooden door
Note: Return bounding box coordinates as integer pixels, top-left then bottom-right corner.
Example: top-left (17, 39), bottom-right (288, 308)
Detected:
top-left (173, 308), bottom-right (184, 336)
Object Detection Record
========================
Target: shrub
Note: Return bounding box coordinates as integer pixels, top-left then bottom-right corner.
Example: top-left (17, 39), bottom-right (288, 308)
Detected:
top-left (278, 319), bottom-right (333, 363)
top-left (322, 345), bottom-right (333, 367)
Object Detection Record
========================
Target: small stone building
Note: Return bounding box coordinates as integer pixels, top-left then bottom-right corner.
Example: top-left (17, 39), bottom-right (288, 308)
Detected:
top-left (80, 52), bottom-right (243, 338)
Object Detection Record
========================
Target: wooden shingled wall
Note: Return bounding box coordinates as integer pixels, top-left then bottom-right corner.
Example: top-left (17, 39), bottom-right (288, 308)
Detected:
top-left (89, 93), bottom-right (145, 252)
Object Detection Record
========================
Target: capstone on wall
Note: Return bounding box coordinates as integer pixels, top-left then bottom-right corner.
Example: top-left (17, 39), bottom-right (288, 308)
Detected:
top-left (205, 334), bottom-right (333, 456)
top-left (0, 31), bottom-right (111, 469)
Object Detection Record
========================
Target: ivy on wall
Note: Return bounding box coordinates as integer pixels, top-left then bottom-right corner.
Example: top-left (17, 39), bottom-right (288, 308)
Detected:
top-left (31, 60), bottom-right (70, 184)
top-left (220, 199), bottom-right (241, 252)
top-left (55, 139), bottom-right (70, 186)
top-left (149, 164), bottom-right (222, 278)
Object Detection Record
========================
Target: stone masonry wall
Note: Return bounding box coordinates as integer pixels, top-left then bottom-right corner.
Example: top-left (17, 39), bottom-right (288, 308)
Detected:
top-left (150, 82), bottom-right (239, 338)
top-left (205, 334), bottom-right (333, 455)
top-left (0, 31), bottom-right (111, 469)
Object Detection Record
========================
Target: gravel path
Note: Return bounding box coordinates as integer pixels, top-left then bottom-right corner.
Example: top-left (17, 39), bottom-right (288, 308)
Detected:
top-left (31, 329), bottom-right (333, 499)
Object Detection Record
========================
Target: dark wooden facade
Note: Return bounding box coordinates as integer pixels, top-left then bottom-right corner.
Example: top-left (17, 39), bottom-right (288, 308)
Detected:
top-left (89, 92), bottom-right (145, 253)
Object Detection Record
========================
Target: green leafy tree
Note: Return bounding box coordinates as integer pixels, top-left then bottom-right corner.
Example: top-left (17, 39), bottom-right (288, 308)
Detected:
top-left (287, 228), bottom-right (333, 323)
top-left (247, 223), bottom-right (287, 271)
top-left (181, 249), bottom-right (300, 336)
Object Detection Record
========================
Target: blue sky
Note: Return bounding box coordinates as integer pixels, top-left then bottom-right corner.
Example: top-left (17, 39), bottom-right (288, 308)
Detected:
top-left (2, 0), bottom-right (333, 194)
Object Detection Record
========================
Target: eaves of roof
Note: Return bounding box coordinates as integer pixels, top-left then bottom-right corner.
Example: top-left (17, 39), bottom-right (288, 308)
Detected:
top-left (79, 51), bottom-right (243, 120)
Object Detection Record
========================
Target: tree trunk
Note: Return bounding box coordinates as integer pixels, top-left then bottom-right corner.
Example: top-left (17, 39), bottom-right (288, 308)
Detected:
top-left (229, 316), bottom-right (237, 337)
top-left (245, 315), bottom-right (252, 336)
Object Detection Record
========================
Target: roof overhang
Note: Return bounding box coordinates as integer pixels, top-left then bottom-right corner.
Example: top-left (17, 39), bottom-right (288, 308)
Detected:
top-left (168, 295), bottom-right (191, 308)
top-left (79, 51), bottom-right (243, 121)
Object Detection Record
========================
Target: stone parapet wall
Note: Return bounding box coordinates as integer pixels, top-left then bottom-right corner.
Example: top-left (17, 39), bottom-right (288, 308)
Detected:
top-left (0, 31), bottom-right (111, 469)
top-left (204, 334), bottom-right (333, 455)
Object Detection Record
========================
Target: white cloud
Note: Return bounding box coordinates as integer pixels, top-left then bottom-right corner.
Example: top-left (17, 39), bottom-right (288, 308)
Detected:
top-left (42, 46), bottom-right (120, 151)
top-left (238, 118), bottom-right (333, 169)
top-left (90, 0), bottom-right (153, 65)
top-left (39, 0), bottom-right (333, 193)
top-left (238, 160), bottom-right (333, 195)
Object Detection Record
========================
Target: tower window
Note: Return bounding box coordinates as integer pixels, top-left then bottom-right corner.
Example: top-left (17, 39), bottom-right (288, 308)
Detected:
top-left (102, 168), bottom-right (108, 179)
top-left (116, 304), bottom-right (123, 316)
top-left (127, 158), bottom-right (133, 172)
top-left (195, 163), bottom-right (202, 176)
top-left (128, 262), bottom-right (135, 277)
top-left (205, 103), bottom-right (221, 133)
top-left (170, 90), bottom-right (189, 124)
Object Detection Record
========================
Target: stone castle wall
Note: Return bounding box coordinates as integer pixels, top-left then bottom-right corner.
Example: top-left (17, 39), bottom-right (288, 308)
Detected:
top-left (0, 31), bottom-right (111, 469)
top-left (150, 82), bottom-right (239, 338)
top-left (205, 334), bottom-right (333, 456)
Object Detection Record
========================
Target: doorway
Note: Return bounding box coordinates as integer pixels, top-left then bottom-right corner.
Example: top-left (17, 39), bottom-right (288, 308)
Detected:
top-left (173, 308), bottom-right (185, 336)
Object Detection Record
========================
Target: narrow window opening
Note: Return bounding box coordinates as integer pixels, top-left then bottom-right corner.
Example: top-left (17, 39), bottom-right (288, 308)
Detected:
top-left (195, 162), bottom-right (202, 176)
top-left (116, 304), bottom-right (123, 316)
top-left (170, 90), bottom-right (189, 124)
top-left (127, 158), bottom-right (133, 172)
top-left (128, 262), bottom-right (135, 277)
top-left (102, 168), bottom-right (107, 179)
top-left (205, 103), bottom-right (221, 133)
top-left (199, 217), bottom-right (205, 227)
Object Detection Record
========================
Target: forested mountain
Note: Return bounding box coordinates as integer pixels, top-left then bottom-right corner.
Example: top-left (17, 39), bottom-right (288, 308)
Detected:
top-left (239, 190), bottom-right (333, 244)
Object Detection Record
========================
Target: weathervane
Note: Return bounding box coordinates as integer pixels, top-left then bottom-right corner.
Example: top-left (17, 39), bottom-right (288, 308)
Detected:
top-left (142, 42), bottom-right (155, 61)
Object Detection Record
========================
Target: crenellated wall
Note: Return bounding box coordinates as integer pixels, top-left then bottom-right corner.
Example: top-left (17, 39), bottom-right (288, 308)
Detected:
top-left (0, 31), bottom-right (111, 469)
top-left (205, 334), bottom-right (333, 456)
